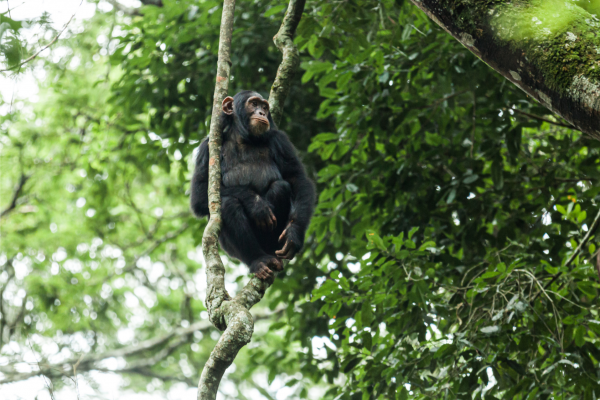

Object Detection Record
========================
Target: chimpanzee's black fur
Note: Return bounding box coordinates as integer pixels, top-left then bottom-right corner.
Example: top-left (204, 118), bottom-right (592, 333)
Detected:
top-left (190, 90), bottom-right (315, 275)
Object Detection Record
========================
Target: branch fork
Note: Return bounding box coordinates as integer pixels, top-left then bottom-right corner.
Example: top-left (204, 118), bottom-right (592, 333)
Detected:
top-left (198, 1), bottom-right (305, 399)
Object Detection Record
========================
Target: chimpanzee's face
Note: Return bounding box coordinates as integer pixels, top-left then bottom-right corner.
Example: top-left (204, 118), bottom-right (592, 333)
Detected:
top-left (245, 94), bottom-right (270, 136)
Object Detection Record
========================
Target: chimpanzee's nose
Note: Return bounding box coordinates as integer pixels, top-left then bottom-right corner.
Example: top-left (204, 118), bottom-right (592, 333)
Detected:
top-left (258, 109), bottom-right (266, 117)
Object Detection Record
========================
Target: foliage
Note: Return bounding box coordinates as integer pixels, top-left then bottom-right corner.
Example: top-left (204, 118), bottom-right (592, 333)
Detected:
top-left (1, 0), bottom-right (599, 399)
top-left (300, 1), bottom-right (600, 398)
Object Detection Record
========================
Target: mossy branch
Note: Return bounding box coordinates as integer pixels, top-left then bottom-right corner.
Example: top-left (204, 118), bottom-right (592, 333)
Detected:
top-left (409, 0), bottom-right (600, 141)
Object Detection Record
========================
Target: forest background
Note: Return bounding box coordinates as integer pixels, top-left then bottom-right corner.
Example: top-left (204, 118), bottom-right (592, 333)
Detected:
top-left (1, 0), bottom-right (600, 399)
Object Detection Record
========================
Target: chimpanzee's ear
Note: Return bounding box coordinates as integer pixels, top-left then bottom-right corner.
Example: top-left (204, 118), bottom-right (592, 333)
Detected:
top-left (222, 97), bottom-right (234, 115)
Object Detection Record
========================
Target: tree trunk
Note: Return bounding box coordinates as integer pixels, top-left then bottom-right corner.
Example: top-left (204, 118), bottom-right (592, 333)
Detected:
top-left (409, 0), bottom-right (600, 141)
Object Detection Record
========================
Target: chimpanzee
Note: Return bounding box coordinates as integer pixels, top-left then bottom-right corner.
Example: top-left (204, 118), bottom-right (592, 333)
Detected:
top-left (190, 90), bottom-right (315, 280)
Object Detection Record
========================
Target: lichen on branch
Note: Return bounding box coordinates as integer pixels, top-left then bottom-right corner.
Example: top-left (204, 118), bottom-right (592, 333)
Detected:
top-left (268, 0), bottom-right (307, 125)
top-left (409, 0), bottom-right (600, 140)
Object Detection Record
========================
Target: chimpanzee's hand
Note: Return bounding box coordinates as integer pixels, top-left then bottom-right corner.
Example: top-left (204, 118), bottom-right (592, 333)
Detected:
top-left (276, 222), bottom-right (300, 260)
top-left (250, 256), bottom-right (282, 281)
top-left (251, 196), bottom-right (277, 232)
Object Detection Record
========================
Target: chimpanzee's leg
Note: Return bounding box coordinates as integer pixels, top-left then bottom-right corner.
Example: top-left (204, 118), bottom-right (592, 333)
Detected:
top-left (219, 196), bottom-right (282, 279)
top-left (265, 180), bottom-right (291, 224)
top-left (260, 180), bottom-right (292, 253)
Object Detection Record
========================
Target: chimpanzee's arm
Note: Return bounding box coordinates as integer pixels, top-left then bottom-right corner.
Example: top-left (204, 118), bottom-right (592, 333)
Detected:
top-left (190, 140), bottom-right (260, 216)
top-left (271, 131), bottom-right (316, 255)
top-left (223, 185), bottom-right (277, 231)
top-left (191, 139), bottom-right (275, 230)
top-left (190, 139), bottom-right (210, 217)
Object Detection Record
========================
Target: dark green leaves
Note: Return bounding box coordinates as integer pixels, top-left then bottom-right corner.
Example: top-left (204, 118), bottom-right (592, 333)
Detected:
top-left (491, 157), bottom-right (504, 190)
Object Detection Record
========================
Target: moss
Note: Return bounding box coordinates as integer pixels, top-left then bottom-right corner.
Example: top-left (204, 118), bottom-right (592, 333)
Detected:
top-left (435, 0), bottom-right (600, 93)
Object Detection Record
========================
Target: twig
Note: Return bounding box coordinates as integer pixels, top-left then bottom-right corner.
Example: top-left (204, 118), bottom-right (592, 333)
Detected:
top-left (1, 174), bottom-right (29, 218)
top-left (471, 90), bottom-right (476, 158)
top-left (596, 250), bottom-right (600, 282)
top-left (27, 338), bottom-right (55, 400)
top-left (531, 207), bottom-right (600, 303)
top-left (96, 223), bottom-right (189, 286)
top-left (420, 90), bottom-right (469, 110)
top-left (125, 182), bottom-right (150, 237)
top-left (105, 366), bottom-right (196, 387)
top-left (0, 1), bottom-right (83, 73)
top-left (511, 108), bottom-right (577, 130)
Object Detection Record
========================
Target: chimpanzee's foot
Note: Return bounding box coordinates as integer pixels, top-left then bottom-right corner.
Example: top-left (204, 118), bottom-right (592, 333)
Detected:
top-left (250, 256), bottom-right (283, 280)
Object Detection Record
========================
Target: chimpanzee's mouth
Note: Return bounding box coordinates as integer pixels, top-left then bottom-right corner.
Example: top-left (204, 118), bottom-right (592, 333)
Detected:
top-left (252, 117), bottom-right (269, 125)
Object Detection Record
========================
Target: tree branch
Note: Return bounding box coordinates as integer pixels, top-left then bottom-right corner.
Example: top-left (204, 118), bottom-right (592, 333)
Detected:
top-left (94, 223), bottom-right (189, 287)
top-left (511, 109), bottom-right (577, 131)
top-left (201, 0), bottom-right (235, 334)
top-left (0, 319), bottom-right (211, 384)
top-left (0, 311), bottom-right (278, 385)
top-left (0, 1), bottom-right (82, 73)
top-left (105, 0), bottom-right (140, 15)
top-left (268, 0), bottom-right (306, 125)
top-left (108, 366), bottom-right (196, 387)
top-left (141, 0), bottom-right (163, 5)
top-left (1, 174), bottom-right (29, 218)
top-left (105, 0), bottom-right (163, 16)
top-left (197, 1), bottom-right (305, 399)
top-left (532, 207), bottom-right (600, 303)
top-left (408, 0), bottom-right (600, 141)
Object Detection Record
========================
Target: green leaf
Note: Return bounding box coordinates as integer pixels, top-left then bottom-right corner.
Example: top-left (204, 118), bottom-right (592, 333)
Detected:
top-left (506, 126), bottom-right (522, 159)
top-left (418, 241), bottom-right (436, 251)
top-left (526, 387), bottom-right (539, 400)
top-left (264, 4), bottom-right (286, 17)
top-left (361, 302), bottom-right (373, 327)
top-left (425, 132), bottom-right (442, 146)
top-left (313, 132), bottom-right (339, 142)
top-left (408, 227), bottom-right (419, 240)
top-left (463, 174), bottom-right (479, 184)
top-left (491, 158), bottom-right (504, 190)
top-left (366, 231), bottom-right (386, 251)
top-left (269, 321), bottom-right (286, 330)
top-left (497, 263), bottom-right (506, 273)
top-left (555, 204), bottom-right (567, 215)
top-left (434, 344), bottom-right (456, 359)
top-left (328, 301), bottom-right (342, 318)
top-left (482, 271), bottom-right (501, 279)
top-left (575, 325), bottom-right (586, 347)
top-left (337, 72), bottom-right (353, 89)
top-left (577, 281), bottom-right (596, 299)
top-left (362, 331), bottom-right (372, 351)
top-left (446, 188), bottom-right (457, 204)
top-left (343, 357), bottom-right (361, 373)
top-left (397, 387), bottom-right (409, 400)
